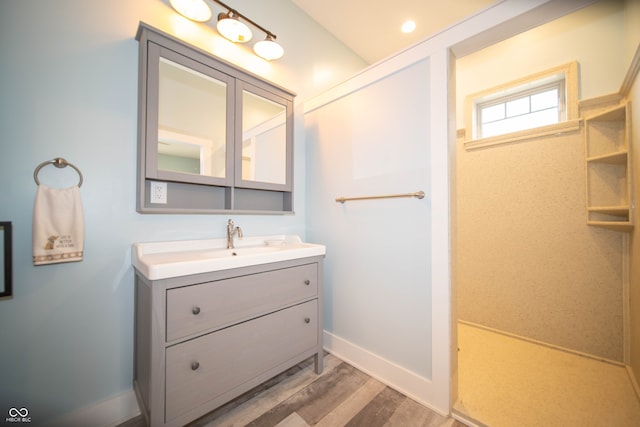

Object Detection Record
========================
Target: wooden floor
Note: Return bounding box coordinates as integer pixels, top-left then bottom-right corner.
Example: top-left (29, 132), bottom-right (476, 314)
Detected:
top-left (119, 353), bottom-right (464, 427)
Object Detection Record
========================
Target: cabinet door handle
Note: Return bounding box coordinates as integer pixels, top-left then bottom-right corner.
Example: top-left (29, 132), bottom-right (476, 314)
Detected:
top-left (304, 279), bottom-right (310, 285)
top-left (191, 361), bottom-right (200, 371)
top-left (304, 317), bottom-right (311, 324)
top-left (192, 306), bottom-right (201, 315)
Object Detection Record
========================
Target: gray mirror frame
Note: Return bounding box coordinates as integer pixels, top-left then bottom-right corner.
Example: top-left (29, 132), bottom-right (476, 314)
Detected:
top-left (235, 80), bottom-right (293, 192)
top-left (146, 44), bottom-right (235, 187)
top-left (0, 222), bottom-right (12, 298)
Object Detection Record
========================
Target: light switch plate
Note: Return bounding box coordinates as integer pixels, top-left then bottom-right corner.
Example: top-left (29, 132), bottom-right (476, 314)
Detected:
top-left (150, 181), bottom-right (167, 204)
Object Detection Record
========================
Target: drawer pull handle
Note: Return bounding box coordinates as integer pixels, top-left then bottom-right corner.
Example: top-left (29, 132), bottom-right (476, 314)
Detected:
top-left (191, 361), bottom-right (200, 371)
top-left (304, 280), bottom-right (310, 285)
top-left (304, 317), bottom-right (311, 324)
top-left (192, 307), bottom-right (201, 315)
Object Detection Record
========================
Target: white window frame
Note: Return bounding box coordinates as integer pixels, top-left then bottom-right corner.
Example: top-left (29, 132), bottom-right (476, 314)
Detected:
top-left (464, 62), bottom-right (580, 149)
top-left (477, 80), bottom-right (566, 138)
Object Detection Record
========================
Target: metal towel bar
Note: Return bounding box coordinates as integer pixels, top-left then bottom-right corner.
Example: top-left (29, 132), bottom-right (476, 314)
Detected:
top-left (34, 157), bottom-right (83, 187)
top-left (336, 191), bottom-right (425, 203)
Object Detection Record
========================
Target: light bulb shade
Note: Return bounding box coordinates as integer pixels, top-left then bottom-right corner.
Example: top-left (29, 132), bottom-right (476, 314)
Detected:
top-left (254, 37), bottom-right (284, 60)
top-left (169, 0), bottom-right (212, 22)
top-left (217, 12), bottom-right (253, 43)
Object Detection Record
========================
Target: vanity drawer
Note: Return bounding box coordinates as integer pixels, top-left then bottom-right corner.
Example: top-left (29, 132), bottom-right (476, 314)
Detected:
top-left (166, 263), bottom-right (318, 341)
top-left (165, 300), bottom-right (318, 422)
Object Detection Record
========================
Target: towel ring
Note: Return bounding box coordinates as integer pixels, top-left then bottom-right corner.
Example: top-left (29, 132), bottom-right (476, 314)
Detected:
top-left (34, 157), bottom-right (83, 187)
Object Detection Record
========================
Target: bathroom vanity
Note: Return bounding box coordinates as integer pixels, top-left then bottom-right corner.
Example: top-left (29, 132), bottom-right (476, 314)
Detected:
top-left (131, 235), bottom-right (325, 427)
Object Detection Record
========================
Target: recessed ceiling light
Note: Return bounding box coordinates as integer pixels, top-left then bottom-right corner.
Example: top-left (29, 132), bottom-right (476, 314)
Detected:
top-left (401, 20), bottom-right (416, 34)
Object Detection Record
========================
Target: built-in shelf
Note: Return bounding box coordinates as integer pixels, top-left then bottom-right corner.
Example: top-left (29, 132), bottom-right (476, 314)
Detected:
top-left (586, 151), bottom-right (628, 164)
top-left (587, 205), bottom-right (631, 216)
top-left (584, 220), bottom-right (633, 232)
top-left (584, 101), bottom-right (633, 231)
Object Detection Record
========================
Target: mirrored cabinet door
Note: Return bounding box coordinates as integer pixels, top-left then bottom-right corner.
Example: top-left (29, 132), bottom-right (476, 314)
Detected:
top-left (146, 43), bottom-right (234, 186)
top-left (235, 82), bottom-right (293, 191)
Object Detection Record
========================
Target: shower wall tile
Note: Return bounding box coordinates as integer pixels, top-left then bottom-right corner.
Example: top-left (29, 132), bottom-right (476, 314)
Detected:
top-left (456, 130), bottom-right (624, 361)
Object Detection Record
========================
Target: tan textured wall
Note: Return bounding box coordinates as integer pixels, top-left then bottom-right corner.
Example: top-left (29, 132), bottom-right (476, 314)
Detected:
top-left (628, 63), bottom-right (640, 384)
top-left (455, 0), bottom-right (631, 363)
top-left (457, 130), bottom-right (624, 361)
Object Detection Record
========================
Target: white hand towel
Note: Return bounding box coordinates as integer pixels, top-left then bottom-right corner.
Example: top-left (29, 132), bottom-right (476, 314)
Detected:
top-left (32, 185), bottom-right (84, 265)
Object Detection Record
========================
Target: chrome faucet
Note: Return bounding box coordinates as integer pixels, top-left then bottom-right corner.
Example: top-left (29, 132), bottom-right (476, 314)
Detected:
top-left (226, 219), bottom-right (243, 249)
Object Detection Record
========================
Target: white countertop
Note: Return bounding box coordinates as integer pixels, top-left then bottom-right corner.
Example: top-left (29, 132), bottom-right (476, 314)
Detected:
top-left (132, 235), bottom-right (326, 280)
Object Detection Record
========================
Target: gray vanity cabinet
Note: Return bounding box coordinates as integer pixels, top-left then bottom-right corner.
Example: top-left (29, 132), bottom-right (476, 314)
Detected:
top-left (133, 257), bottom-right (324, 427)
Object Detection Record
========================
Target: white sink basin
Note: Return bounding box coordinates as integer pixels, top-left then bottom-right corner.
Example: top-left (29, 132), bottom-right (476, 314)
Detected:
top-left (132, 235), bottom-right (326, 280)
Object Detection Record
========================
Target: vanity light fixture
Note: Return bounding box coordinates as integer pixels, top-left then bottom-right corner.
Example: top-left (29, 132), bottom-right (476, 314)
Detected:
top-left (216, 10), bottom-right (252, 43)
top-left (168, 0), bottom-right (284, 60)
top-left (169, 0), bottom-right (212, 22)
top-left (254, 34), bottom-right (284, 60)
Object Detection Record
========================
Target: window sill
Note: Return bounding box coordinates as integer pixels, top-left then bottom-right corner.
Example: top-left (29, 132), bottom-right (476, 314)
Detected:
top-left (463, 119), bottom-right (582, 151)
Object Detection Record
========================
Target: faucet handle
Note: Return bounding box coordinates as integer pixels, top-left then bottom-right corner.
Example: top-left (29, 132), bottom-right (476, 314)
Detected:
top-left (237, 227), bottom-right (243, 239)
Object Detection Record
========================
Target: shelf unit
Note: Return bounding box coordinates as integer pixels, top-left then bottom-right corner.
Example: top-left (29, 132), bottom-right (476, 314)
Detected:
top-left (584, 102), bottom-right (633, 231)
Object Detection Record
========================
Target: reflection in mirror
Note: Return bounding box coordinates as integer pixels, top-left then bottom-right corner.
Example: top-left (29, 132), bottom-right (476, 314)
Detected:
top-left (158, 58), bottom-right (227, 177)
top-left (158, 130), bottom-right (212, 175)
top-left (242, 91), bottom-right (286, 185)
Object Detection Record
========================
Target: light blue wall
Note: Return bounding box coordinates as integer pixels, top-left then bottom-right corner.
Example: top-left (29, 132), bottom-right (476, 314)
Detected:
top-left (0, 0), bottom-right (366, 422)
top-left (305, 59), bottom-right (433, 378)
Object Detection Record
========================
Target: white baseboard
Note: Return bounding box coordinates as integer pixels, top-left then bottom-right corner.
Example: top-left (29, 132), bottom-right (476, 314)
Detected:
top-left (46, 388), bottom-right (140, 427)
top-left (323, 330), bottom-right (447, 416)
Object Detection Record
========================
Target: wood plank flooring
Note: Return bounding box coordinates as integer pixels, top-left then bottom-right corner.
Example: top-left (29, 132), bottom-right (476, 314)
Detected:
top-left (118, 353), bottom-right (465, 427)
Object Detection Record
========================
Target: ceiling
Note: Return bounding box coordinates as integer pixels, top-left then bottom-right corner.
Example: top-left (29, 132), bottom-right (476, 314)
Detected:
top-left (289, 0), bottom-right (499, 64)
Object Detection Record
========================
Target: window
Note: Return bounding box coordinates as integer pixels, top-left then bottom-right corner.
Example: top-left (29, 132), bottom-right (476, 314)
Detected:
top-left (465, 62), bottom-right (578, 143)
top-left (478, 81), bottom-right (564, 138)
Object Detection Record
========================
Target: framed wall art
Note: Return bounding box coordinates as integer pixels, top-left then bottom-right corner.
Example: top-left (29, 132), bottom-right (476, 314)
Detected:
top-left (1, 222), bottom-right (13, 298)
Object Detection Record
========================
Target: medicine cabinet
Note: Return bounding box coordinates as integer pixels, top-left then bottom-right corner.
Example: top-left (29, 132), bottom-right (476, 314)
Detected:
top-left (136, 23), bottom-right (294, 214)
